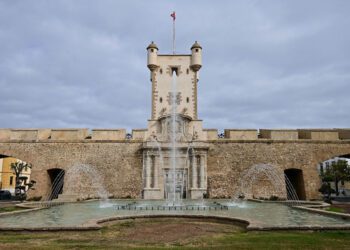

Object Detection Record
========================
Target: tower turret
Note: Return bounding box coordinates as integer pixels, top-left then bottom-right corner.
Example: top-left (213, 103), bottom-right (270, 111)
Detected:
top-left (147, 41), bottom-right (159, 71)
top-left (190, 41), bottom-right (202, 72)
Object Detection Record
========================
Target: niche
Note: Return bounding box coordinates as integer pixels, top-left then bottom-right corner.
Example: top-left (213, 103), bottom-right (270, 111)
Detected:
top-left (171, 67), bottom-right (178, 76)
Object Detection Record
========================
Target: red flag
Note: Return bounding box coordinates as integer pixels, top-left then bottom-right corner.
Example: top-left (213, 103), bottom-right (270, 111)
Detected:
top-left (170, 11), bottom-right (176, 21)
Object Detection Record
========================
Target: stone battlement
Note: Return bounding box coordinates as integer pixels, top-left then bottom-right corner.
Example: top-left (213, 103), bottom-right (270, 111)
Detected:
top-left (0, 128), bottom-right (349, 142)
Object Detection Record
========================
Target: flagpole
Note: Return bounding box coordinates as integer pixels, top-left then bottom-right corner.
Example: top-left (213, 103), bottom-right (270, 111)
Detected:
top-left (173, 13), bottom-right (175, 55)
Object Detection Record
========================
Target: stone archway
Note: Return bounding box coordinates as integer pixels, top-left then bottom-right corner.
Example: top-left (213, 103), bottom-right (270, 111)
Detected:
top-left (284, 169), bottom-right (306, 200)
top-left (47, 168), bottom-right (65, 200)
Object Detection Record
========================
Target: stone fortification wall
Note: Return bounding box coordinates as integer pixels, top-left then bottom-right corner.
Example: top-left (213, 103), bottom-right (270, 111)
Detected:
top-left (223, 129), bottom-right (350, 141)
top-left (0, 140), bottom-right (143, 199)
top-left (0, 128), bottom-right (350, 200)
top-left (0, 129), bottom-right (127, 141)
top-left (206, 140), bottom-right (350, 200)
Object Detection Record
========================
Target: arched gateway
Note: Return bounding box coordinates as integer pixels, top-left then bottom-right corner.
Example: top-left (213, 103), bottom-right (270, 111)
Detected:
top-left (284, 169), bottom-right (306, 200)
top-left (47, 168), bottom-right (65, 200)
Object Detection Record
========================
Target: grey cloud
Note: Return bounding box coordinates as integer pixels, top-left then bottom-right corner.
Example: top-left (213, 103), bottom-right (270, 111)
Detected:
top-left (0, 0), bottom-right (349, 132)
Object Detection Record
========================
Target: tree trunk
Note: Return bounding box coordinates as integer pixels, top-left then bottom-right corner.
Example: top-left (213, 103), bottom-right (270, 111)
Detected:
top-left (14, 174), bottom-right (23, 199)
top-left (335, 178), bottom-right (339, 196)
top-left (326, 182), bottom-right (331, 200)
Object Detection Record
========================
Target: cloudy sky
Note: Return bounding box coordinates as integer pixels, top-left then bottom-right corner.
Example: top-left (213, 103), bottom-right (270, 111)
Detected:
top-left (1, 0), bottom-right (349, 133)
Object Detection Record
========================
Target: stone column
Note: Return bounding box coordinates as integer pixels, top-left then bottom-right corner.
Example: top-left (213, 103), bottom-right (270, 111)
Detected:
top-left (146, 154), bottom-right (151, 188)
top-left (154, 156), bottom-right (159, 188)
top-left (200, 155), bottom-right (205, 188)
top-left (192, 154), bottom-right (197, 188)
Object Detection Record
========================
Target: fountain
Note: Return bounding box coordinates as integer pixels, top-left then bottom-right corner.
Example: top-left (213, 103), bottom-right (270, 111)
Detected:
top-left (232, 164), bottom-right (301, 206)
top-left (43, 164), bottom-right (109, 203)
top-left (170, 70), bottom-right (178, 204)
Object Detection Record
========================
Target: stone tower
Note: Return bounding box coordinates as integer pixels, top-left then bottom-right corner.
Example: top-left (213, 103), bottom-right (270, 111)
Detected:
top-left (147, 41), bottom-right (202, 121)
top-left (142, 41), bottom-right (209, 200)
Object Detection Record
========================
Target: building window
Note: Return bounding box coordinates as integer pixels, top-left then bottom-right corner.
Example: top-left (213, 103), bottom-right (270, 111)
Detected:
top-left (9, 176), bottom-right (13, 186)
top-left (186, 68), bottom-right (189, 74)
top-left (325, 162), bottom-right (330, 170)
top-left (195, 49), bottom-right (199, 52)
top-left (160, 68), bottom-right (163, 74)
top-left (160, 97), bottom-right (163, 103)
top-left (319, 163), bottom-right (324, 175)
top-left (151, 49), bottom-right (154, 52)
top-left (186, 97), bottom-right (189, 103)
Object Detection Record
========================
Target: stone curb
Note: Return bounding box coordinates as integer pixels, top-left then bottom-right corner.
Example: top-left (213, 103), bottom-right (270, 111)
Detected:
top-left (294, 206), bottom-right (350, 220)
top-left (0, 207), bottom-right (45, 217)
top-left (248, 225), bottom-right (350, 231)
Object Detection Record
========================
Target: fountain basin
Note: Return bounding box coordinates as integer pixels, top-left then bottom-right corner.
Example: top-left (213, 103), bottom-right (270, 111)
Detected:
top-left (0, 200), bottom-right (350, 231)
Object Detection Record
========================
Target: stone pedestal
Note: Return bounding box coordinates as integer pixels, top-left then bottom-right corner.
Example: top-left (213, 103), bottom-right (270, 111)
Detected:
top-left (143, 188), bottom-right (162, 199)
top-left (190, 188), bottom-right (206, 199)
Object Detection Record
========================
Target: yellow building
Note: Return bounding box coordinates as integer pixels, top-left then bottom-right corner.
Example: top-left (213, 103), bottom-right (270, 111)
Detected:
top-left (0, 158), bottom-right (3, 190)
top-left (0, 157), bottom-right (31, 194)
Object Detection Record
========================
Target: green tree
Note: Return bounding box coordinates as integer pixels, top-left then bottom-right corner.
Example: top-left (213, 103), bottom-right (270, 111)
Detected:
top-left (10, 161), bottom-right (36, 200)
top-left (321, 160), bottom-right (350, 196)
